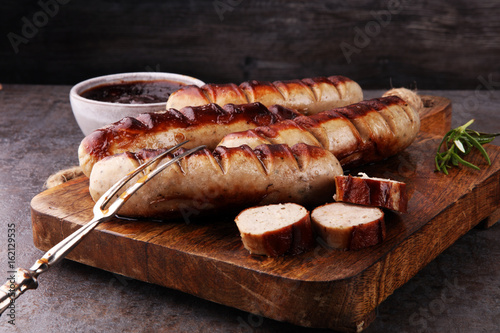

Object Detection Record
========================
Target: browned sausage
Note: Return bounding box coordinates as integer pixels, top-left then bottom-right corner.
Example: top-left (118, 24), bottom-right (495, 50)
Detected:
top-left (235, 203), bottom-right (314, 257)
top-left (218, 96), bottom-right (420, 168)
top-left (88, 143), bottom-right (343, 219)
top-left (166, 76), bottom-right (363, 115)
top-left (334, 173), bottom-right (408, 213)
top-left (311, 202), bottom-right (386, 250)
top-left (78, 102), bottom-right (301, 177)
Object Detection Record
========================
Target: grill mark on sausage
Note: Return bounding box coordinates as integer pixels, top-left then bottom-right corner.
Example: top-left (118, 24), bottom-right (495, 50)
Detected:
top-left (169, 147), bottom-right (204, 176)
top-left (326, 75), bottom-right (351, 100)
top-left (268, 104), bottom-right (301, 121)
top-left (207, 147), bottom-right (226, 175)
top-left (298, 79), bottom-right (319, 102)
top-left (268, 81), bottom-right (288, 102)
top-left (204, 83), bottom-right (247, 105)
top-left (273, 79), bottom-right (316, 103)
top-left (253, 122), bottom-right (282, 139)
top-left (253, 144), bottom-right (277, 175)
top-left (301, 78), bottom-right (320, 102)
top-left (335, 103), bottom-right (374, 120)
top-left (252, 146), bottom-right (270, 176)
top-left (240, 80), bottom-right (281, 104)
top-left (303, 77), bottom-right (338, 102)
top-left (335, 105), bottom-right (386, 159)
top-left (290, 143), bottom-right (311, 172)
top-left (238, 82), bottom-right (253, 104)
top-left (375, 103), bottom-right (402, 137)
top-left (213, 145), bottom-right (266, 176)
top-left (134, 148), bottom-right (167, 162)
top-left (254, 144), bottom-right (300, 175)
top-left (196, 85), bottom-right (212, 105)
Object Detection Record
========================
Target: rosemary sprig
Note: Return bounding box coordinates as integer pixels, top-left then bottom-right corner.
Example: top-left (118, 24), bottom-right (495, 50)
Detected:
top-left (435, 119), bottom-right (500, 175)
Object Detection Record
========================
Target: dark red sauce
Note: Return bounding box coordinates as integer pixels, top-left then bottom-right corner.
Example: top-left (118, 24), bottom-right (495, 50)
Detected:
top-left (81, 79), bottom-right (185, 104)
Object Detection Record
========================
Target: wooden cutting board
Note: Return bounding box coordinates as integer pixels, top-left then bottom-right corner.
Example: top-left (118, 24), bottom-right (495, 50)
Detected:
top-left (31, 96), bottom-right (500, 332)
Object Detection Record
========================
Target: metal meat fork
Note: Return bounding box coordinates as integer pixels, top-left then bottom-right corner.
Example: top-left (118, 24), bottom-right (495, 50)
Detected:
top-left (0, 141), bottom-right (205, 316)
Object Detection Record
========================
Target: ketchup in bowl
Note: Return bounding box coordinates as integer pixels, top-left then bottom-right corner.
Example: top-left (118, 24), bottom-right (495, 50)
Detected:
top-left (80, 80), bottom-right (185, 104)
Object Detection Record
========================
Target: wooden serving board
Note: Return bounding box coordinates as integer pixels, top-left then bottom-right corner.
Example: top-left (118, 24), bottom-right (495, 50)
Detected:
top-left (31, 96), bottom-right (500, 332)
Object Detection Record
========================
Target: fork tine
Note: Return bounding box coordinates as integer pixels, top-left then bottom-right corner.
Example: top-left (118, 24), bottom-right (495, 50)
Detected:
top-left (102, 144), bottom-right (206, 216)
top-left (97, 140), bottom-right (190, 211)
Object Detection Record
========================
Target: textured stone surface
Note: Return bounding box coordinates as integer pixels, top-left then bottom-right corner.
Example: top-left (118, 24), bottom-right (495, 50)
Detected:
top-left (0, 85), bottom-right (498, 332)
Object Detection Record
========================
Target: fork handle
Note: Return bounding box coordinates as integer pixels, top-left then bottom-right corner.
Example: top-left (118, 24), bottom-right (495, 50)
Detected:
top-left (0, 216), bottom-right (104, 318)
top-left (0, 268), bottom-right (38, 317)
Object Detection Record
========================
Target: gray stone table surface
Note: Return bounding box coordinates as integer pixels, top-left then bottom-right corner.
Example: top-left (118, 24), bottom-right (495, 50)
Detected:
top-left (0, 85), bottom-right (498, 333)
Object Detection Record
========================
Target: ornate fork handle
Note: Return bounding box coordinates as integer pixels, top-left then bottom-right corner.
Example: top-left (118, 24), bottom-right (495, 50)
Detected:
top-left (0, 142), bottom-right (205, 317)
top-left (0, 268), bottom-right (39, 316)
top-left (0, 215), bottom-right (103, 316)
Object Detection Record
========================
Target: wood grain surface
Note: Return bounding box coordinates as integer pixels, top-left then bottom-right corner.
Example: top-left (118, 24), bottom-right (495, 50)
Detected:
top-left (30, 96), bottom-right (500, 331)
top-left (2, 1), bottom-right (499, 89)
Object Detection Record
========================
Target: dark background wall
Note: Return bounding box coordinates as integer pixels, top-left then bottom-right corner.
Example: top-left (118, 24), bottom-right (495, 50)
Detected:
top-left (1, 0), bottom-right (499, 89)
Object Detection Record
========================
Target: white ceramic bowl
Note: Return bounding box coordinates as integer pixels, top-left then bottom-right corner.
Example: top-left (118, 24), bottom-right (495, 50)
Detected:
top-left (70, 72), bottom-right (205, 136)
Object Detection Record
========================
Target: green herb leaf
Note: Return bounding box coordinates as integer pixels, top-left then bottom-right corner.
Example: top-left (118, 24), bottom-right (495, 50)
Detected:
top-left (435, 119), bottom-right (499, 174)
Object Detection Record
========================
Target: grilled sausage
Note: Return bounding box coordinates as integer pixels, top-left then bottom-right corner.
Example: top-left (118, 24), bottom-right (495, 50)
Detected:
top-left (234, 203), bottom-right (314, 257)
top-left (78, 102), bottom-right (301, 177)
top-left (218, 96), bottom-right (420, 168)
top-left (334, 173), bottom-right (408, 213)
top-left (166, 76), bottom-right (363, 115)
top-left (89, 143), bottom-right (343, 219)
top-left (311, 202), bottom-right (386, 250)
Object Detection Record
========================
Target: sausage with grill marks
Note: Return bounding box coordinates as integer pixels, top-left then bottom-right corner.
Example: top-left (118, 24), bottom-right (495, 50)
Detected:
top-left (218, 96), bottom-right (420, 168)
top-left (88, 143), bottom-right (343, 219)
top-left (166, 76), bottom-right (363, 115)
